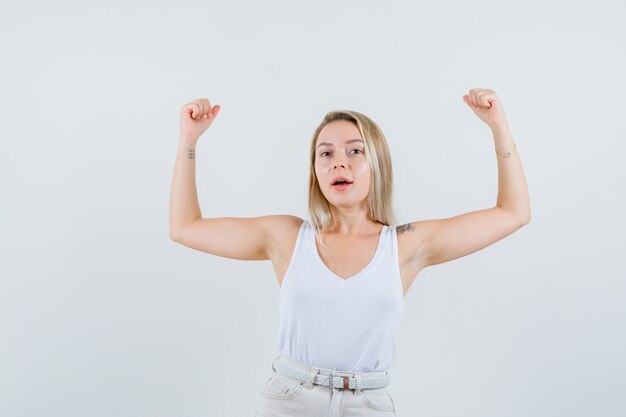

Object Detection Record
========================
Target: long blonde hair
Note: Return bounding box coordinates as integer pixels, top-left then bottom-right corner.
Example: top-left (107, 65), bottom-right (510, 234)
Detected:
top-left (308, 110), bottom-right (397, 250)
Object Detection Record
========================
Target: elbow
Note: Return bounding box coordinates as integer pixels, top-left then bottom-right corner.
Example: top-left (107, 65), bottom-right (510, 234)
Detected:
top-left (497, 206), bottom-right (531, 227)
top-left (169, 229), bottom-right (182, 242)
top-left (169, 220), bottom-right (197, 242)
top-left (519, 213), bottom-right (531, 227)
top-left (522, 208), bottom-right (532, 225)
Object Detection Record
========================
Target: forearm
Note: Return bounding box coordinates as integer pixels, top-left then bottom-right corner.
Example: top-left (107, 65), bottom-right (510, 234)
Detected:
top-left (169, 135), bottom-right (202, 239)
top-left (491, 124), bottom-right (531, 223)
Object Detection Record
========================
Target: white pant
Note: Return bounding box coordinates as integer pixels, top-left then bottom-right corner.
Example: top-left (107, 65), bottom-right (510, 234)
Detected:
top-left (254, 354), bottom-right (397, 417)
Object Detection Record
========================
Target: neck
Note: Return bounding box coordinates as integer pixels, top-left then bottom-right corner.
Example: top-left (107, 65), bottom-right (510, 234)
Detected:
top-left (327, 207), bottom-right (381, 235)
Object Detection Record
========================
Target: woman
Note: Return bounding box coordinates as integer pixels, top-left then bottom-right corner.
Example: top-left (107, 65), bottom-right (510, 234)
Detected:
top-left (169, 89), bottom-right (531, 416)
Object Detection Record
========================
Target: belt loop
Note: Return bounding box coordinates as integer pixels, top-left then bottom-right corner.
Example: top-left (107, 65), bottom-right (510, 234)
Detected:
top-left (354, 373), bottom-right (363, 395)
top-left (271, 354), bottom-right (280, 373)
top-left (303, 366), bottom-right (319, 390)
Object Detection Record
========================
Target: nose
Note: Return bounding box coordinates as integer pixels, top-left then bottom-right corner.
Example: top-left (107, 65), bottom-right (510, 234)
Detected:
top-left (332, 159), bottom-right (347, 169)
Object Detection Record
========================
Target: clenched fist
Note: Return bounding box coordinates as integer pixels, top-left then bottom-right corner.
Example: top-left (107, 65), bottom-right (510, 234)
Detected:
top-left (462, 88), bottom-right (508, 130)
top-left (180, 98), bottom-right (221, 142)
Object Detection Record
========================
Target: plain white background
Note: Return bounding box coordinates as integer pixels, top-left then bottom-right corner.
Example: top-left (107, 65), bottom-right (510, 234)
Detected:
top-left (1, 1), bottom-right (624, 416)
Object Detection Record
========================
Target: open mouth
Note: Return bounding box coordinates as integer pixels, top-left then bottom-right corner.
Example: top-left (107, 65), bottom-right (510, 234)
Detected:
top-left (331, 179), bottom-right (353, 190)
top-left (331, 176), bottom-right (353, 185)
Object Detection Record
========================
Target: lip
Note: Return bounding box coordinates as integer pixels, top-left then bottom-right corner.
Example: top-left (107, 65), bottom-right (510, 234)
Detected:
top-left (330, 175), bottom-right (353, 185)
top-left (331, 182), bottom-right (352, 191)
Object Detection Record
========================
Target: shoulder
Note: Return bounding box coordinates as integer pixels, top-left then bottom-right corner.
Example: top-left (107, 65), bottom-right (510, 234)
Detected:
top-left (258, 215), bottom-right (305, 239)
top-left (394, 220), bottom-right (432, 270)
top-left (258, 214), bottom-right (304, 228)
top-left (395, 223), bottom-right (417, 235)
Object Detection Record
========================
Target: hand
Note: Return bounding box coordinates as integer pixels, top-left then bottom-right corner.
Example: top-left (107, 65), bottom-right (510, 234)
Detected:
top-left (462, 89), bottom-right (508, 130)
top-left (179, 98), bottom-right (221, 142)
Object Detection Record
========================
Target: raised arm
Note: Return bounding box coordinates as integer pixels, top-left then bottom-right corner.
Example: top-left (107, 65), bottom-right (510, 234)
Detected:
top-left (402, 89), bottom-right (531, 271)
top-left (169, 98), bottom-right (220, 240)
top-left (168, 98), bottom-right (294, 261)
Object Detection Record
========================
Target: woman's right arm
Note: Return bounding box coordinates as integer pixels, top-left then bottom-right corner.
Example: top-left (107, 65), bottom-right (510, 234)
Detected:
top-left (169, 98), bottom-right (284, 261)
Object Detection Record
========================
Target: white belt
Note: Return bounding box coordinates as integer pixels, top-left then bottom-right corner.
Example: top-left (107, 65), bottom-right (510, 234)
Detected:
top-left (273, 358), bottom-right (391, 390)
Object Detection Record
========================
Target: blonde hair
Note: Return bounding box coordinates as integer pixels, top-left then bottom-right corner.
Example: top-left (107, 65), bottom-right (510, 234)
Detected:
top-left (308, 110), bottom-right (397, 250)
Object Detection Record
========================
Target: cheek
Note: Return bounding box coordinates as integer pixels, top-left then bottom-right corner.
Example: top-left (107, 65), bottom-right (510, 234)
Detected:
top-left (358, 168), bottom-right (371, 190)
top-left (356, 162), bottom-right (370, 179)
top-left (314, 165), bottom-right (324, 183)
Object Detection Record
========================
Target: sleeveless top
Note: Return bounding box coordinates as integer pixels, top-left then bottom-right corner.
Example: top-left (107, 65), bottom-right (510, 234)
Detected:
top-left (274, 220), bottom-right (405, 372)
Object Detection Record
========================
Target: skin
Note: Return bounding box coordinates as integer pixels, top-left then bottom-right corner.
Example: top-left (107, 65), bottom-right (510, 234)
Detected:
top-left (313, 119), bottom-right (414, 237)
top-left (172, 90), bottom-right (531, 298)
top-left (314, 120), bottom-right (379, 236)
top-left (312, 120), bottom-right (418, 283)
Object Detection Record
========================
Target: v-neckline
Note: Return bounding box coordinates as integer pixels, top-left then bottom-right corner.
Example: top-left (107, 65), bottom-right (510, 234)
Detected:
top-left (308, 221), bottom-right (388, 285)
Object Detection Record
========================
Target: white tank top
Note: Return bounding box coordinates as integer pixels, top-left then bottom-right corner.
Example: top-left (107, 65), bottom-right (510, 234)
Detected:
top-left (274, 220), bottom-right (405, 372)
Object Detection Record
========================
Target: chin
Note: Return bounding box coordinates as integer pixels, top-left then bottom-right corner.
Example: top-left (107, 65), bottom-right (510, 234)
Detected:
top-left (327, 196), bottom-right (368, 207)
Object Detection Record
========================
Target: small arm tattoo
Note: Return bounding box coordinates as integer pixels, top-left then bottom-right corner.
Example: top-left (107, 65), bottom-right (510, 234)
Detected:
top-left (396, 223), bottom-right (415, 234)
top-left (187, 148), bottom-right (195, 159)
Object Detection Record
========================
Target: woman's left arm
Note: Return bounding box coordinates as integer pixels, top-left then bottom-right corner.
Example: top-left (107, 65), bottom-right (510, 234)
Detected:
top-left (472, 89), bottom-right (531, 222)
top-left (402, 89), bottom-right (531, 269)
top-left (490, 124), bottom-right (531, 222)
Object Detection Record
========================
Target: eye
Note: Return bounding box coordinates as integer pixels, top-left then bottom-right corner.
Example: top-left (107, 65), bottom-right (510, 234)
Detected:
top-left (351, 148), bottom-right (363, 154)
top-left (320, 151), bottom-right (330, 157)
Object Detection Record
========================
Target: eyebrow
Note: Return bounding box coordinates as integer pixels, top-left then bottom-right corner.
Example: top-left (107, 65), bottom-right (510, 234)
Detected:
top-left (316, 139), bottom-right (364, 149)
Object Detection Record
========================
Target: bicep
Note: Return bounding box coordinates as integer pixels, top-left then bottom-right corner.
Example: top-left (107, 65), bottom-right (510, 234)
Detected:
top-left (172, 216), bottom-right (271, 260)
top-left (415, 206), bottom-right (527, 268)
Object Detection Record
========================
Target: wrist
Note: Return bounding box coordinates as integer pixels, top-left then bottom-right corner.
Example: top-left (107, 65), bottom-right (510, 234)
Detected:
top-left (489, 122), bottom-right (510, 135)
top-left (179, 134), bottom-right (199, 148)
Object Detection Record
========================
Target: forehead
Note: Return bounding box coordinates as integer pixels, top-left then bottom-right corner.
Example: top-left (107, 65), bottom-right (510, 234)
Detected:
top-left (316, 120), bottom-right (362, 146)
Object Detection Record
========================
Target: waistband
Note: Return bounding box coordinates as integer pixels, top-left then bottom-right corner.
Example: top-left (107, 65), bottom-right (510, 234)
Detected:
top-left (271, 354), bottom-right (391, 392)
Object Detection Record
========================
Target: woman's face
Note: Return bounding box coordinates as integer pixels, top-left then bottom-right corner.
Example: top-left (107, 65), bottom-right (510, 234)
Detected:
top-left (314, 120), bottom-right (370, 209)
